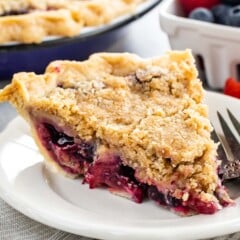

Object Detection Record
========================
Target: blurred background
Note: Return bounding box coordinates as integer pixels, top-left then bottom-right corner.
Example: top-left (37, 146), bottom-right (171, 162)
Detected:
top-left (0, 0), bottom-right (167, 82)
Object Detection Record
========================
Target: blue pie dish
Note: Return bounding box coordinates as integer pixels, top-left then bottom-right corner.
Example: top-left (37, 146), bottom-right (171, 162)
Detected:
top-left (0, 0), bottom-right (161, 80)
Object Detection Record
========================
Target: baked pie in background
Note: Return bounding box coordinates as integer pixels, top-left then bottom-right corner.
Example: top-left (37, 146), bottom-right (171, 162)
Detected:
top-left (0, 0), bottom-right (145, 44)
top-left (0, 50), bottom-right (233, 215)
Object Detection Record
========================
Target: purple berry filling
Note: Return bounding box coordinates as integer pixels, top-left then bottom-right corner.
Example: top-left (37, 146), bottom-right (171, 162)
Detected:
top-left (37, 122), bottom-right (146, 202)
top-left (148, 186), bottom-right (182, 207)
top-left (36, 121), bottom-right (226, 214)
top-left (148, 185), bottom-right (220, 214)
top-left (84, 153), bottom-right (146, 203)
top-left (44, 123), bottom-right (94, 162)
top-left (37, 122), bottom-right (94, 175)
top-left (184, 197), bottom-right (219, 214)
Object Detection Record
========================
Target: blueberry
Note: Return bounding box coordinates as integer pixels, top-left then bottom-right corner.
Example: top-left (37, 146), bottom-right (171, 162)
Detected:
top-left (189, 8), bottom-right (214, 23)
top-left (166, 194), bottom-right (182, 207)
top-left (220, 0), bottom-right (239, 6)
top-left (228, 5), bottom-right (240, 27)
top-left (148, 186), bottom-right (166, 204)
top-left (212, 4), bottom-right (231, 25)
top-left (77, 142), bottom-right (95, 161)
top-left (57, 136), bottom-right (74, 146)
top-left (148, 186), bottom-right (182, 207)
top-left (119, 165), bottom-right (136, 180)
top-left (44, 123), bottom-right (74, 146)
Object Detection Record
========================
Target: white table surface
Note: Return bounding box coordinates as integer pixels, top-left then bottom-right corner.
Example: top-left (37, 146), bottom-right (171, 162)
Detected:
top-left (0, 3), bottom-right (239, 240)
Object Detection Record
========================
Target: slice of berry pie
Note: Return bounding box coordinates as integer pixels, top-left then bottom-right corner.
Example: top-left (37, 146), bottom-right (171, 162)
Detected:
top-left (0, 0), bottom-right (145, 44)
top-left (0, 50), bottom-right (233, 215)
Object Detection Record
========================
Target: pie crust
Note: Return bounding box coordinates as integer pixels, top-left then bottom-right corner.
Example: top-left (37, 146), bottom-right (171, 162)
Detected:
top-left (0, 50), bottom-right (233, 215)
top-left (0, 0), bottom-right (145, 44)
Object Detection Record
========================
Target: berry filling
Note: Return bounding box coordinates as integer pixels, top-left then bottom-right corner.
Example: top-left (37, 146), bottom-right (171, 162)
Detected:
top-left (35, 121), bottom-right (227, 214)
top-left (84, 153), bottom-right (147, 203)
top-left (148, 186), bottom-right (182, 207)
top-left (37, 122), bottom-right (94, 175)
top-left (36, 121), bottom-right (146, 202)
top-left (148, 186), bottom-right (220, 214)
top-left (182, 196), bottom-right (219, 214)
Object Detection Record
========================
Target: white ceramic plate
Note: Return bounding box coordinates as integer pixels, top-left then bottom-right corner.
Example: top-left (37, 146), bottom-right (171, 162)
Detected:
top-left (0, 91), bottom-right (240, 240)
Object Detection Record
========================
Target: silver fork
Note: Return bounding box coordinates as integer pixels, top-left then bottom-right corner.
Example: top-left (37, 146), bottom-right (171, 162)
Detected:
top-left (211, 109), bottom-right (240, 180)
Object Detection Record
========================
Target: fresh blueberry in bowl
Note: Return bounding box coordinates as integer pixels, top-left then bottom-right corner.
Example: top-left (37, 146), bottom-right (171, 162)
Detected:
top-left (220, 0), bottom-right (240, 6)
top-left (228, 5), bottom-right (240, 27)
top-left (189, 7), bottom-right (215, 23)
top-left (211, 4), bottom-right (231, 25)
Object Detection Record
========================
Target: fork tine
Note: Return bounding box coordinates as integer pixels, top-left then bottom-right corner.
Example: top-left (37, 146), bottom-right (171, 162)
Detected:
top-left (211, 127), bottom-right (228, 163)
top-left (227, 108), bottom-right (240, 136)
top-left (217, 111), bottom-right (240, 161)
top-left (211, 128), bottom-right (228, 176)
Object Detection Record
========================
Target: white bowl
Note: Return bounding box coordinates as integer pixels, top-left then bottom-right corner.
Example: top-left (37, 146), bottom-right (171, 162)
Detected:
top-left (159, 0), bottom-right (240, 89)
